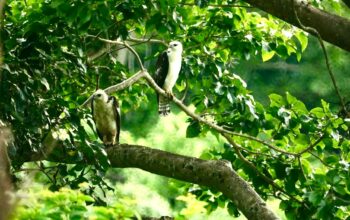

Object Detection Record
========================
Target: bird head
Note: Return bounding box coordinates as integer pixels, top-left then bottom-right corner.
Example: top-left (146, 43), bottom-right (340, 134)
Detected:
top-left (93, 89), bottom-right (108, 103)
top-left (167, 41), bottom-right (183, 55)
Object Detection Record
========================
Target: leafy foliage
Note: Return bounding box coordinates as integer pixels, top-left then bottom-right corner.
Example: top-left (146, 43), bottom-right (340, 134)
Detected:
top-left (1, 0), bottom-right (350, 219)
top-left (14, 185), bottom-right (139, 220)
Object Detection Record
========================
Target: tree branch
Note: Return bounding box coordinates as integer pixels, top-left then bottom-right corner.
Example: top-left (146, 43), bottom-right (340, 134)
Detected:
top-left (80, 70), bottom-right (146, 107)
top-left (242, 0), bottom-right (350, 52)
top-left (291, 0), bottom-right (346, 112)
top-left (24, 143), bottom-right (280, 220)
top-left (127, 36), bottom-right (168, 46)
top-left (89, 36), bottom-right (145, 70)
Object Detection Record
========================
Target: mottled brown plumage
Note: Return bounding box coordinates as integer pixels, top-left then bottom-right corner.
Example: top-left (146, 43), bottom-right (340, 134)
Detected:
top-left (91, 89), bottom-right (120, 145)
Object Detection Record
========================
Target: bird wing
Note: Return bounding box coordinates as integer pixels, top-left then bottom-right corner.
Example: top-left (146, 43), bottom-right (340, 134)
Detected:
top-left (91, 97), bottom-right (104, 142)
top-left (154, 51), bottom-right (169, 88)
top-left (110, 96), bottom-right (121, 144)
top-left (154, 51), bottom-right (169, 105)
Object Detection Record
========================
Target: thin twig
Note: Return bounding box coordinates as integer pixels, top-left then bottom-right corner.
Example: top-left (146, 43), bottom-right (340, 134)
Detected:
top-left (86, 35), bottom-right (146, 70)
top-left (297, 134), bottom-right (325, 155)
top-left (127, 36), bottom-right (167, 46)
top-left (91, 36), bottom-right (145, 70)
top-left (104, 70), bottom-right (146, 94)
top-left (180, 77), bottom-right (189, 102)
top-left (291, 0), bottom-right (346, 112)
top-left (309, 151), bottom-right (334, 168)
top-left (35, 161), bottom-right (54, 183)
top-left (87, 44), bottom-right (115, 63)
top-left (82, 34), bottom-right (151, 107)
top-left (222, 133), bottom-right (305, 205)
top-left (80, 70), bottom-right (146, 108)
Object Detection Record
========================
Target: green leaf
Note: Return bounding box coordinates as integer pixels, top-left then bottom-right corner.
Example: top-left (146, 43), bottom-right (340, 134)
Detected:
top-left (307, 191), bottom-right (324, 206)
top-left (310, 107), bottom-right (325, 118)
top-left (295, 31), bottom-right (308, 52)
top-left (186, 120), bottom-right (201, 138)
top-left (295, 134), bottom-right (309, 145)
top-left (262, 50), bottom-right (275, 62)
top-left (286, 92), bottom-right (308, 113)
top-left (269, 93), bottom-right (286, 107)
top-left (324, 155), bottom-right (339, 165)
top-left (227, 202), bottom-right (240, 217)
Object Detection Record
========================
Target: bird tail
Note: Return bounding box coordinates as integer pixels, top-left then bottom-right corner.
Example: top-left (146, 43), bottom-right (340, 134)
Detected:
top-left (158, 95), bottom-right (170, 116)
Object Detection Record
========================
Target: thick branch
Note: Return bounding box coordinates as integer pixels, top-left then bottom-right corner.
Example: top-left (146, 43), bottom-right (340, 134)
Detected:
top-left (24, 143), bottom-right (279, 220)
top-left (243, 0), bottom-right (350, 52)
top-left (108, 145), bottom-right (279, 220)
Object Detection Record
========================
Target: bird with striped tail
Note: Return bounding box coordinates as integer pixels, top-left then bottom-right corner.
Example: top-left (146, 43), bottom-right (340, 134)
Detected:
top-left (153, 41), bottom-right (183, 116)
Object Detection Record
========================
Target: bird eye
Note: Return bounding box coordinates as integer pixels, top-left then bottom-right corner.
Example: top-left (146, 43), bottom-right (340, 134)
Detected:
top-left (97, 94), bottom-right (102, 97)
top-left (173, 43), bottom-right (178, 46)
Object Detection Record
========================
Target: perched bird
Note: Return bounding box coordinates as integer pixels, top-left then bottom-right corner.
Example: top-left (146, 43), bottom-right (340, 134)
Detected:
top-left (154, 41), bottom-right (183, 116)
top-left (91, 89), bottom-right (120, 146)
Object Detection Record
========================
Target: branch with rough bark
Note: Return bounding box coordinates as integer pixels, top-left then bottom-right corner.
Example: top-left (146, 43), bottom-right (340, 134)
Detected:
top-left (23, 141), bottom-right (279, 220)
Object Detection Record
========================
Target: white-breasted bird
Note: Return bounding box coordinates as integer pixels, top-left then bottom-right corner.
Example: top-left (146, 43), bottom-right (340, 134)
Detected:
top-left (154, 41), bottom-right (183, 116)
top-left (91, 89), bottom-right (120, 146)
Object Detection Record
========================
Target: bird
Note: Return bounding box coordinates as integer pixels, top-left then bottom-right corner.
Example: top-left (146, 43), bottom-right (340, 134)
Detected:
top-left (91, 89), bottom-right (121, 146)
top-left (154, 41), bottom-right (183, 116)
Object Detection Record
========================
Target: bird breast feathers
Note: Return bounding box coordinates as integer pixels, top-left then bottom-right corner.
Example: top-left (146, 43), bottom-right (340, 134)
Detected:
top-left (163, 54), bottom-right (182, 91)
top-left (93, 101), bottom-right (117, 132)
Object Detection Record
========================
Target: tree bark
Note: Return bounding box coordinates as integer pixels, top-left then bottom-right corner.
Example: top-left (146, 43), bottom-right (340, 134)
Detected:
top-left (108, 145), bottom-right (280, 220)
top-left (0, 126), bottom-right (13, 220)
top-left (243, 0), bottom-right (350, 52)
top-left (24, 141), bottom-right (280, 220)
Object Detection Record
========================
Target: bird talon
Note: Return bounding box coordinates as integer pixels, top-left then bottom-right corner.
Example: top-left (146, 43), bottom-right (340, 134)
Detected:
top-left (165, 91), bottom-right (173, 100)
